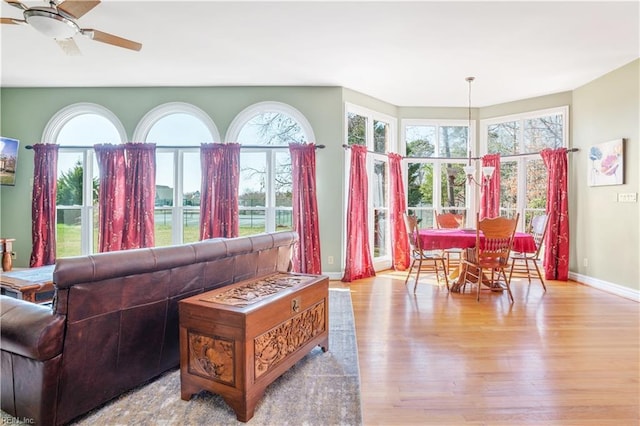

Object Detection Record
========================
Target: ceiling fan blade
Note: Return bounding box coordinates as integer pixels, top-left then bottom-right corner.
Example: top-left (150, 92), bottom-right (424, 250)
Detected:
top-left (56, 37), bottom-right (82, 55)
top-left (1, 17), bottom-right (26, 24)
top-left (56, 0), bottom-right (100, 19)
top-left (5, 1), bottom-right (28, 11)
top-left (81, 28), bottom-right (142, 51)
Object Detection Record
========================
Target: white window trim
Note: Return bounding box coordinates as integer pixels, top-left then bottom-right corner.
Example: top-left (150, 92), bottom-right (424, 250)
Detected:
top-left (42, 102), bottom-right (127, 143)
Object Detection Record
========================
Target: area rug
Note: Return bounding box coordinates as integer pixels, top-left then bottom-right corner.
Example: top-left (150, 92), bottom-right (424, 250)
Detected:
top-left (62, 288), bottom-right (361, 426)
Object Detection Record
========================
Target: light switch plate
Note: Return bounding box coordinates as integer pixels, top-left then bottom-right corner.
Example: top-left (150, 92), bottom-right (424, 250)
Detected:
top-left (618, 193), bottom-right (637, 203)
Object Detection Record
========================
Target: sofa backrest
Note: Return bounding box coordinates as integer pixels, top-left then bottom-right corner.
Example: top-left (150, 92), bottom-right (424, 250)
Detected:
top-left (52, 231), bottom-right (297, 425)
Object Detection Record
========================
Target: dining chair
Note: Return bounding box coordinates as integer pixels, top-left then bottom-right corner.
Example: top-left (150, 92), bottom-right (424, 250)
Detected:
top-left (403, 214), bottom-right (449, 293)
top-left (459, 213), bottom-right (519, 302)
top-left (435, 211), bottom-right (465, 273)
top-left (508, 213), bottom-right (548, 291)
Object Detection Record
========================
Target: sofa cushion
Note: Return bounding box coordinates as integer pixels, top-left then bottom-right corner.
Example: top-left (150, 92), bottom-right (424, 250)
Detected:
top-left (0, 297), bottom-right (65, 361)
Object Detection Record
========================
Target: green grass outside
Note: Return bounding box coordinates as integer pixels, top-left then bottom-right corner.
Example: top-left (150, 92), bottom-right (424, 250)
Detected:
top-left (56, 223), bottom-right (285, 258)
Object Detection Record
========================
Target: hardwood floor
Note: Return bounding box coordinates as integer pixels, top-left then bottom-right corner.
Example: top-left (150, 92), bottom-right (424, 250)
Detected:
top-left (333, 271), bottom-right (640, 425)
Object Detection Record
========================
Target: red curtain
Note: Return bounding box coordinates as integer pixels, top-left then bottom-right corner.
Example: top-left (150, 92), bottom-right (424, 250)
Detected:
top-left (541, 148), bottom-right (569, 280)
top-left (95, 144), bottom-right (126, 252)
top-left (389, 153), bottom-right (410, 270)
top-left (122, 143), bottom-right (156, 249)
top-left (205, 143), bottom-right (240, 238)
top-left (199, 143), bottom-right (216, 240)
top-left (480, 153), bottom-right (501, 219)
top-left (29, 144), bottom-right (58, 267)
top-left (289, 143), bottom-right (322, 274)
top-left (342, 145), bottom-right (375, 282)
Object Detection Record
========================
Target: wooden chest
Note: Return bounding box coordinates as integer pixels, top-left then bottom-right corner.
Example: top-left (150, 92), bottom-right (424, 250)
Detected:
top-left (178, 272), bottom-right (329, 422)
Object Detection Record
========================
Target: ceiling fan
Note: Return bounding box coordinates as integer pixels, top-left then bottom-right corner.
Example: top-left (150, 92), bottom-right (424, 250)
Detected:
top-left (0, 0), bottom-right (142, 55)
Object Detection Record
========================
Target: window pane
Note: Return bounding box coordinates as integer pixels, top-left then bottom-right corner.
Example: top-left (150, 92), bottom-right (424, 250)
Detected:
top-left (57, 152), bottom-right (84, 206)
top-left (57, 208), bottom-right (81, 257)
top-left (373, 120), bottom-right (388, 153)
top-left (406, 162), bottom-right (434, 228)
top-left (488, 121), bottom-right (519, 155)
top-left (440, 164), bottom-right (467, 211)
top-left (347, 113), bottom-right (367, 146)
top-left (372, 160), bottom-right (387, 208)
top-left (183, 152), bottom-right (201, 207)
top-left (275, 151), bottom-right (292, 231)
top-left (524, 114), bottom-right (563, 151)
top-left (525, 158), bottom-right (547, 228)
top-left (275, 152), bottom-right (291, 207)
top-left (154, 208), bottom-right (173, 247)
top-left (155, 152), bottom-right (175, 207)
top-left (183, 208), bottom-right (200, 243)
top-left (58, 114), bottom-right (120, 145)
top-left (500, 161), bottom-right (518, 216)
top-left (374, 210), bottom-right (387, 257)
top-left (238, 112), bottom-right (305, 145)
top-left (405, 125), bottom-right (436, 157)
top-left (238, 209), bottom-right (266, 236)
top-left (147, 113), bottom-right (212, 146)
top-left (439, 126), bottom-right (467, 158)
top-left (239, 152), bottom-right (266, 234)
top-left (373, 159), bottom-right (388, 257)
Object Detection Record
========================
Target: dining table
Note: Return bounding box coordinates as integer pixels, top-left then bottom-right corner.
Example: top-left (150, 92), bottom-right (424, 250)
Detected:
top-left (418, 228), bottom-right (536, 253)
top-left (417, 228), bottom-right (537, 292)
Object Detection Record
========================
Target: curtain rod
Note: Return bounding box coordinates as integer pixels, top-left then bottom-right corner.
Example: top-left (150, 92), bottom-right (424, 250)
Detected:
top-left (25, 144), bottom-right (326, 150)
top-left (342, 144), bottom-right (578, 159)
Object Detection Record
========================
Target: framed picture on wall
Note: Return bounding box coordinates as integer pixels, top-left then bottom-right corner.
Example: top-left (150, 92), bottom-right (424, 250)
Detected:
top-left (588, 138), bottom-right (624, 187)
top-left (0, 137), bottom-right (19, 186)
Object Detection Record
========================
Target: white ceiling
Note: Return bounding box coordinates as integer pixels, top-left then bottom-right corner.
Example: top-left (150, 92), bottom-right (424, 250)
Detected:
top-left (1, 0), bottom-right (638, 107)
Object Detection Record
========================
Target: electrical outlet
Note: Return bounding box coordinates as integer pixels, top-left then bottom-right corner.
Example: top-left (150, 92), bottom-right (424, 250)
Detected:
top-left (583, 258), bottom-right (588, 267)
top-left (618, 193), bottom-right (638, 203)
top-left (327, 256), bottom-right (334, 265)
top-left (11, 252), bottom-right (16, 259)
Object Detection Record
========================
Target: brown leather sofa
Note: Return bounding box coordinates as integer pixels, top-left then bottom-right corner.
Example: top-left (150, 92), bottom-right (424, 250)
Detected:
top-left (0, 231), bottom-right (297, 426)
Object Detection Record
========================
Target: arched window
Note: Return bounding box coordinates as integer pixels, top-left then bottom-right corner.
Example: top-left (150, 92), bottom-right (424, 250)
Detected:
top-left (133, 102), bottom-right (220, 245)
top-left (43, 103), bottom-right (126, 257)
top-left (226, 102), bottom-right (315, 235)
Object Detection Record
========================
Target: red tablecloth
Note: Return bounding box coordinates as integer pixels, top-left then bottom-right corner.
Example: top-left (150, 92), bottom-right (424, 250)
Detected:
top-left (418, 229), bottom-right (536, 253)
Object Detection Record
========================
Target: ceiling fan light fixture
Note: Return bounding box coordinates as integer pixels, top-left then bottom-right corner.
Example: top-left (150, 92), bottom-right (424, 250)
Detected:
top-left (24, 9), bottom-right (78, 39)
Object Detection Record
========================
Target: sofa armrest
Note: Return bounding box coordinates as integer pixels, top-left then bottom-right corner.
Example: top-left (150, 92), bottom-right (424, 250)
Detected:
top-left (0, 296), bottom-right (65, 361)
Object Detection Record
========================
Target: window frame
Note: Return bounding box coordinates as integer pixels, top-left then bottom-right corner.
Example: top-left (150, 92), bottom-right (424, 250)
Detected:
top-left (133, 102), bottom-right (221, 245)
top-left (226, 101), bottom-right (315, 234)
top-left (400, 118), bottom-right (475, 228)
top-left (43, 103), bottom-right (127, 256)
top-left (479, 106), bottom-right (569, 229)
top-left (345, 103), bottom-right (397, 271)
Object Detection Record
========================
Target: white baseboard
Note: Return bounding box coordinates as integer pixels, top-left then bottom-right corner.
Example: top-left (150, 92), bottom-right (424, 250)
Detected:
top-left (569, 271), bottom-right (640, 302)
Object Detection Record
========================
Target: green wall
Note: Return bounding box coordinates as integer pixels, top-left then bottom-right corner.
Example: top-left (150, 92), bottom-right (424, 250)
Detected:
top-left (0, 86), bottom-right (346, 272)
top-left (572, 59), bottom-right (639, 291)
top-left (1, 62), bottom-right (639, 293)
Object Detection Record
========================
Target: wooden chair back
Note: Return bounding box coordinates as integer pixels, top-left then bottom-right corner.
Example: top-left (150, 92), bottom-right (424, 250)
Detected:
top-left (474, 213), bottom-right (520, 266)
top-left (529, 214), bottom-right (549, 258)
top-left (436, 212), bottom-right (464, 229)
top-left (404, 214), bottom-right (421, 252)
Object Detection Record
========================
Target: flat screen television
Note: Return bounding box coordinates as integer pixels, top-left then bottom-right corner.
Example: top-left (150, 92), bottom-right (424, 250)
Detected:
top-left (0, 137), bottom-right (19, 186)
